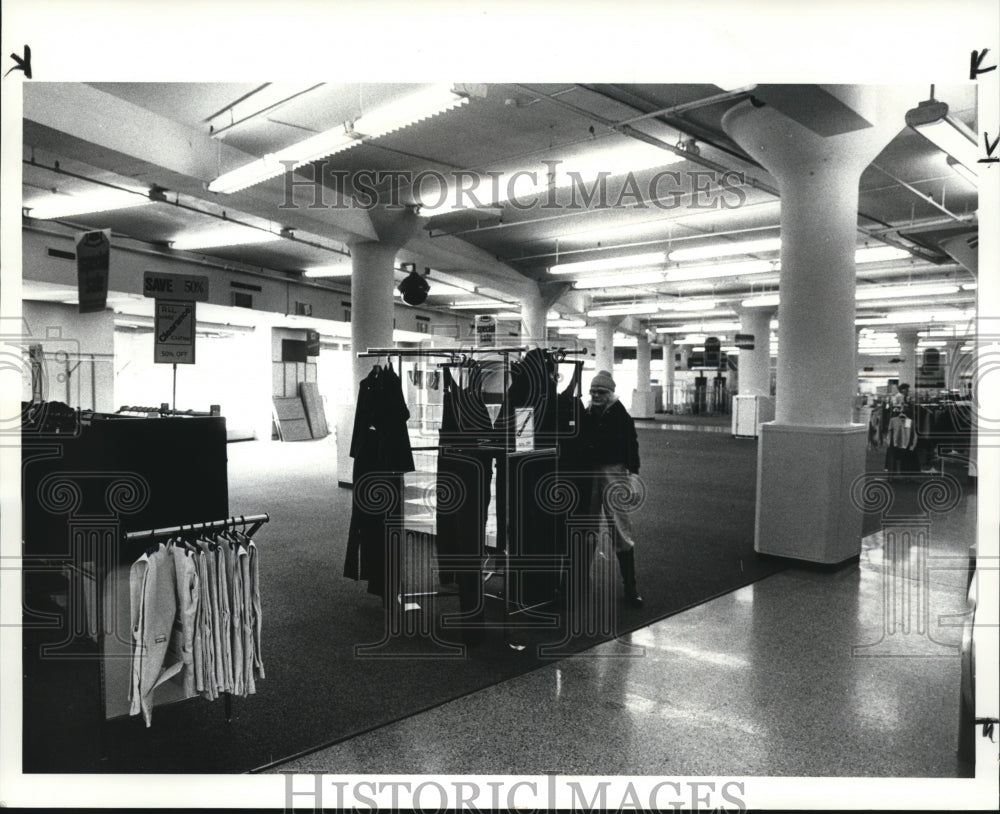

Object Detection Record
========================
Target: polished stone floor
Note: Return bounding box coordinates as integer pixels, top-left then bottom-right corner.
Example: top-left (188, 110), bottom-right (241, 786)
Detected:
top-left (267, 488), bottom-right (980, 780)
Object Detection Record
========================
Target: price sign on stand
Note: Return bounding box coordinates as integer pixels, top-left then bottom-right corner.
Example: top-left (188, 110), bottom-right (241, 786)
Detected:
top-left (154, 299), bottom-right (197, 364)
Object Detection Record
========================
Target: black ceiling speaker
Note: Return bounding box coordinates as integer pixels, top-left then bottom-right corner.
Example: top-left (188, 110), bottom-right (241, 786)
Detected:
top-left (398, 270), bottom-right (429, 306)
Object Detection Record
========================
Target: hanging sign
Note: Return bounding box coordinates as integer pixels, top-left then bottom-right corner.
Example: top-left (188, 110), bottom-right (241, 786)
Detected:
top-left (474, 314), bottom-right (496, 346)
top-left (76, 229), bottom-right (110, 313)
top-left (143, 271), bottom-right (209, 301)
top-left (154, 299), bottom-right (197, 364)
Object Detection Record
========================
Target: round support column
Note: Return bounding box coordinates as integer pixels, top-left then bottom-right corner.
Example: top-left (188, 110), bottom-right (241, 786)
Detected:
top-left (723, 86), bottom-right (911, 564)
top-left (661, 339), bottom-right (675, 411)
top-left (594, 321), bottom-right (615, 375)
top-left (521, 288), bottom-right (547, 347)
top-left (737, 306), bottom-right (774, 397)
top-left (632, 332), bottom-right (653, 418)
top-left (896, 329), bottom-right (919, 391)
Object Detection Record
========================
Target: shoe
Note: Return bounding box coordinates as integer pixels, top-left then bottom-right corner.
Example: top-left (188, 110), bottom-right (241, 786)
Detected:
top-left (616, 550), bottom-right (644, 608)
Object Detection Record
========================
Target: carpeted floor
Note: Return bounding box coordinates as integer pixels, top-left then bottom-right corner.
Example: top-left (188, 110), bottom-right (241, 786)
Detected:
top-left (21, 427), bottom-right (935, 773)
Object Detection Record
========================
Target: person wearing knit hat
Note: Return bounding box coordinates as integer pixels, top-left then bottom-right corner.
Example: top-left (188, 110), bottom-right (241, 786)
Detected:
top-left (580, 370), bottom-right (644, 608)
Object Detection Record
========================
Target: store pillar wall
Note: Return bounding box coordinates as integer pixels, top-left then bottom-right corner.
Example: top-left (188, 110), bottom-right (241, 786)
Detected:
top-left (723, 86), bottom-right (911, 564)
top-left (521, 288), bottom-right (547, 346)
top-left (661, 339), bottom-right (675, 411)
top-left (594, 321), bottom-right (614, 377)
top-left (897, 329), bottom-right (919, 389)
top-left (738, 306), bottom-right (774, 397)
top-left (632, 332), bottom-right (653, 418)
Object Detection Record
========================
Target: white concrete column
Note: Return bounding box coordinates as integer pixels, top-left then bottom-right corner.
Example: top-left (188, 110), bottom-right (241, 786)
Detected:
top-left (738, 306), bottom-right (774, 397)
top-left (661, 339), bottom-right (675, 410)
top-left (896, 329), bottom-right (919, 390)
top-left (521, 287), bottom-right (547, 347)
top-left (594, 321), bottom-right (615, 375)
top-left (348, 206), bottom-right (419, 392)
top-left (350, 241), bottom-right (398, 389)
top-left (633, 332), bottom-right (653, 418)
top-left (723, 86), bottom-right (911, 564)
top-left (946, 339), bottom-right (964, 391)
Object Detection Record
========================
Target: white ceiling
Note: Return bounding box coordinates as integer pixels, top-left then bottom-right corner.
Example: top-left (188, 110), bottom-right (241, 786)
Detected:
top-left (20, 82), bottom-right (980, 339)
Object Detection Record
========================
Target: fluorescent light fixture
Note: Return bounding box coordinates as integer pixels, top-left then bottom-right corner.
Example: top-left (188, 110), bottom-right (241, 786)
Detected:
top-left (661, 299), bottom-right (716, 312)
top-left (855, 308), bottom-right (974, 326)
top-left (905, 98), bottom-right (979, 176)
top-left (171, 224), bottom-right (280, 251)
top-left (855, 246), bottom-right (911, 264)
top-left (572, 270), bottom-right (666, 289)
top-left (207, 83), bottom-right (324, 137)
top-left (449, 300), bottom-right (514, 310)
top-left (655, 321), bottom-right (742, 334)
top-left (947, 156), bottom-right (979, 187)
top-left (209, 83), bottom-right (468, 193)
top-left (24, 188), bottom-right (154, 219)
top-left (665, 259), bottom-right (774, 282)
top-left (742, 294), bottom-right (780, 308)
top-left (668, 237), bottom-right (781, 262)
top-left (496, 312), bottom-right (521, 320)
top-left (855, 283), bottom-right (960, 300)
top-left (961, 283), bottom-right (978, 291)
top-left (424, 140), bottom-right (686, 214)
top-left (548, 317), bottom-right (587, 328)
top-left (550, 251), bottom-right (666, 275)
top-left (303, 265), bottom-right (352, 278)
top-left (587, 303), bottom-right (662, 317)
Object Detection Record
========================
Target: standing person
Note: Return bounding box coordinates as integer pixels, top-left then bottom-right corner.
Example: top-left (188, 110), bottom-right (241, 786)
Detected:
top-left (581, 370), bottom-right (644, 608)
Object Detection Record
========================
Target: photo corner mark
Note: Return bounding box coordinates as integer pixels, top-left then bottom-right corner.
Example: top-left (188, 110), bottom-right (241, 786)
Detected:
top-left (5, 44), bottom-right (32, 79)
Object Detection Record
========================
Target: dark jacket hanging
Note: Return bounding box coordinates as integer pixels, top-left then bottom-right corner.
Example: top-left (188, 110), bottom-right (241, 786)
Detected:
top-left (344, 363), bottom-right (415, 599)
top-left (436, 363), bottom-right (494, 616)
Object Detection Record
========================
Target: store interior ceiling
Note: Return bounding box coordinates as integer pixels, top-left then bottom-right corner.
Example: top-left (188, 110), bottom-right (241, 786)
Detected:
top-left (21, 82), bottom-right (980, 350)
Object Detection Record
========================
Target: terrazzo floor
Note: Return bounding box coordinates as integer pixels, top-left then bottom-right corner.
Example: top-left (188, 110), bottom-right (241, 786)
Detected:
top-left (265, 490), bottom-right (980, 779)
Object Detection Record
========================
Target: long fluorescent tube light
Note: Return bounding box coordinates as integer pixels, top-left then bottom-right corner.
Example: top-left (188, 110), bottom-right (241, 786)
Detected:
top-left (905, 98), bottom-right (979, 176)
top-left (855, 246), bottom-right (911, 263)
top-left (303, 265), bottom-right (352, 278)
top-left (207, 83), bottom-right (324, 137)
top-left (572, 270), bottom-right (666, 289)
top-left (662, 299), bottom-right (717, 312)
top-left (171, 224), bottom-right (280, 251)
top-left (587, 303), bottom-right (663, 317)
top-left (668, 237), bottom-right (781, 262)
top-left (742, 294), bottom-right (780, 308)
top-left (24, 188), bottom-right (154, 220)
top-left (946, 155), bottom-right (978, 187)
top-left (550, 251), bottom-right (666, 275)
top-left (856, 283), bottom-right (960, 300)
top-left (665, 259), bottom-right (774, 282)
top-left (655, 321), bottom-right (742, 334)
top-left (450, 300), bottom-right (515, 310)
top-left (209, 83), bottom-right (468, 193)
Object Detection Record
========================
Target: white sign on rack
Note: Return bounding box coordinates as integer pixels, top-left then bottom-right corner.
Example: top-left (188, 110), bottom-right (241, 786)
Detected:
top-left (154, 299), bottom-right (196, 364)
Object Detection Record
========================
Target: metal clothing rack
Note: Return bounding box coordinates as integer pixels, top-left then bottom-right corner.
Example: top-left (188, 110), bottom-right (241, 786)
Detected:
top-left (100, 512), bottom-right (270, 748)
top-left (123, 513), bottom-right (270, 545)
top-left (356, 345), bottom-right (580, 643)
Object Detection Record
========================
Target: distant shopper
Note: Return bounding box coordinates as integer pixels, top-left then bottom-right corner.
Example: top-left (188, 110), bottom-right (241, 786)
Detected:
top-left (581, 370), bottom-right (644, 608)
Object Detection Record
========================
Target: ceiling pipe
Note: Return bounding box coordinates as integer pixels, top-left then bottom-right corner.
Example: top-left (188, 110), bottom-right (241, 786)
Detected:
top-left (869, 163), bottom-right (970, 222)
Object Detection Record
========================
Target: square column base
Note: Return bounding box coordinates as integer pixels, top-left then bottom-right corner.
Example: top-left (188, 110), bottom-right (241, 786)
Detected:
top-left (755, 422), bottom-right (866, 563)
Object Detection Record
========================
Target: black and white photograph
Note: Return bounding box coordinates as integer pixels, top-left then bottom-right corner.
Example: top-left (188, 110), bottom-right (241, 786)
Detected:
top-left (1, 1), bottom-right (998, 810)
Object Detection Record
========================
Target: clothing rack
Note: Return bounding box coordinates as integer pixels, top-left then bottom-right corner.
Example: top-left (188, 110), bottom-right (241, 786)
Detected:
top-left (354, 345), bottom-right (575, 644)
top-left (124, 513), bottom-right (270, 544)
top-left (99, 512), bottom-right (270, 748)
